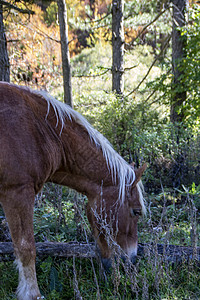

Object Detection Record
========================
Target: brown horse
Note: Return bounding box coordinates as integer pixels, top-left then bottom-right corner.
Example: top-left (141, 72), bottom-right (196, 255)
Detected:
top-left (0, 82), bottom-right (146, 300)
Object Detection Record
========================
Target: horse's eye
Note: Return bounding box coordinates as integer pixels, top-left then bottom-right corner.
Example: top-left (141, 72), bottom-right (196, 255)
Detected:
top-left (130, 208), bottom-right (142, 217)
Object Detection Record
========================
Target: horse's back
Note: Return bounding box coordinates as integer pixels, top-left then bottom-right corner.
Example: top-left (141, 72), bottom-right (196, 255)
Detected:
top-left (0, 82), bottom-right (35, 152)
top-left (0, 82), bottom-right (61, 193)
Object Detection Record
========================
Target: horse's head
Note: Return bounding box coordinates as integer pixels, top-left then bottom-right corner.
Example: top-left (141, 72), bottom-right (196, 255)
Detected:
top-left (87, 164), bottom-right (146, 269)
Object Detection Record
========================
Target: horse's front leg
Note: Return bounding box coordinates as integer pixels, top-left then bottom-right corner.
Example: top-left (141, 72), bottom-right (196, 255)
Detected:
top-left (1, 184), bottom-right (42, 300)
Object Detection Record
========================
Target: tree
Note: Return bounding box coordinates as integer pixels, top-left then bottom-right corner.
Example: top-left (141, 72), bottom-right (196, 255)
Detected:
top-left (112, 0), bottom-right (124, 96)
top-left (0, 3), bottom-right (10, 82)
top-left (57, 0), bottom-right (72, 107)
top-left (0, 0), bottom-right (35, 83)
top-left (174, 4), bottom-right (200, 124)
top-left (171, 0), bottom-right (189, 123)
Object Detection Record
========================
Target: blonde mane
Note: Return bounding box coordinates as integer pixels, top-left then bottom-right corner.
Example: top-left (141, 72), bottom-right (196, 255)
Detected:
top-left (32, 89), bottom-right (145, 213)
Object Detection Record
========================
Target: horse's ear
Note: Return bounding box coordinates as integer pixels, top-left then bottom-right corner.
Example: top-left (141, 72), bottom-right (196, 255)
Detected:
top-left (134, 163), bottom-right (147, 185)
top-left (130, 162), bottom-right (136, 168)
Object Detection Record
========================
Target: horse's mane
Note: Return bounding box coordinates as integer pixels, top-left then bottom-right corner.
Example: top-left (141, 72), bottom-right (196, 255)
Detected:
top-left (17, 85), bottom-right (145, 214)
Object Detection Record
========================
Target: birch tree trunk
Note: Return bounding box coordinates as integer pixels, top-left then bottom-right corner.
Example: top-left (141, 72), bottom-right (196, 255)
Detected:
top-left (170, 0), bottom-right (188, 123)
top-left (57, 0), bottom-right (72, 107)
top-left (0, 4), bottom-right (10, 82)
top-left (112, 0), bottom-right (124, 96)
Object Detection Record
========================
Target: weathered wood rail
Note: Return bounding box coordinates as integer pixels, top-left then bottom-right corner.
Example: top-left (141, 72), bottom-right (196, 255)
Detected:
top-left (0, 242), bottom-right (199, 263)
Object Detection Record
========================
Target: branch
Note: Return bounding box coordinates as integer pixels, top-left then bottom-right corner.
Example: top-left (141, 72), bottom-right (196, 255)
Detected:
top-left (85, 11), bottom-right (111, 24)
top-left (17, 21), bottom-right (61, 43)
top-left (124, 64), bottom-right (138, 71)
top-left (126, 6), bottom-right (170, 49)
top-left (7, 39), bottom-right (20, 43)
top-left (0, 242), bottom-right (96, 261)
top-left (0, 0), bottom-right (35, 15)
top-left (144, 68), bottom-right (172, 103)
top-left (144, 89), bottom-right (157, 103)
top-left (73, 69), bottom-right (110, 78)
top-left (126, 34), bottom-right (172, 97)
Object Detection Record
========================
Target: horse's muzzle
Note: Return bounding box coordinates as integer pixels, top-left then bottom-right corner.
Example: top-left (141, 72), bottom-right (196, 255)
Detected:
top-left (101, 253), bottom-right (137, 271)
top-left (101, 257), bottom-right (112, 271)
top-left (130, 253), bottom-right (137, 265)
top-left (121, 253), bottom-right (137, 265)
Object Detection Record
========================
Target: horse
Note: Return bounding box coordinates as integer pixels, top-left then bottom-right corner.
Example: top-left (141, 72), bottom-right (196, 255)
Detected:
top-left (0, 82), bottom-right (146, 300)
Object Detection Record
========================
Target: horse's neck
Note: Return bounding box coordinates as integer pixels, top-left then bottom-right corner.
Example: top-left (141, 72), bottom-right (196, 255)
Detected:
top-left (52, 120), bottom-right (113, 195)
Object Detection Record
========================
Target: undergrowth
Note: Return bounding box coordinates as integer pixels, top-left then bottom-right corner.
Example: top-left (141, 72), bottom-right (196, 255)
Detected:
top-left (0, 184), bottom-right (199, 299)
top-left (0, 254), bottom-right (199, 299)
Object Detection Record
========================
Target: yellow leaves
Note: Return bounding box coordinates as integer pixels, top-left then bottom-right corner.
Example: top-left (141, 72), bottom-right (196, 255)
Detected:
top-left (5, 1), bottom-right (112, 87)
top-left (125, 27), bottom-right (146, 44)
top-left (6, 4), bottom-right (62, 87)
top-left (189, 0), bottom-right (200, 5)
top-left (66, 0), bottom-right (85, 20)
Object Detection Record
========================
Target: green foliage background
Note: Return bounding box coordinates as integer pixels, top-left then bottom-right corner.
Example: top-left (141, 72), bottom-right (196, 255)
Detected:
top-left (0, 1), bottom-right (200, 299)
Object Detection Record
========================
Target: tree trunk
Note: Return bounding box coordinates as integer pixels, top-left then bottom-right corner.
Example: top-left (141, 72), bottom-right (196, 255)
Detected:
top-left (57, 0), bottom-right (72, 107)
top-left (0, 4), bottom-right (10, 82)
top-left (170, 0), bottom-right (188, 123)
top-left (0, 242), bottom-right (199, 263)
top-left (112, 0), bottom-right (124, 96)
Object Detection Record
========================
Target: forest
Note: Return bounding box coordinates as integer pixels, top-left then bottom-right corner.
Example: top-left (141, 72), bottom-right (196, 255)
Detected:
top-left (0, 0), bottom-right (199, 299)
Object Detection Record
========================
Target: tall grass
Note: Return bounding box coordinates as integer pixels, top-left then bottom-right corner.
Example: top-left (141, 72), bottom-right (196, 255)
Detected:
top-left (0, 184), bottom-right (199, 299)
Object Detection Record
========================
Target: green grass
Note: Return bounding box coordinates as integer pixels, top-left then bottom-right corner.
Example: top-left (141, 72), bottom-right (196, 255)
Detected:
top-left (0, 185), bottom-right (199, 299)
top-left (0, 255), bottom-right (199, 299)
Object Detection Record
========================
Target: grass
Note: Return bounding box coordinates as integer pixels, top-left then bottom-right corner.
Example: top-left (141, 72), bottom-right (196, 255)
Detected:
top-left (0, 184), bottom-right (199, 299)
top-left (0, 254), bottom-right (199, 299)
